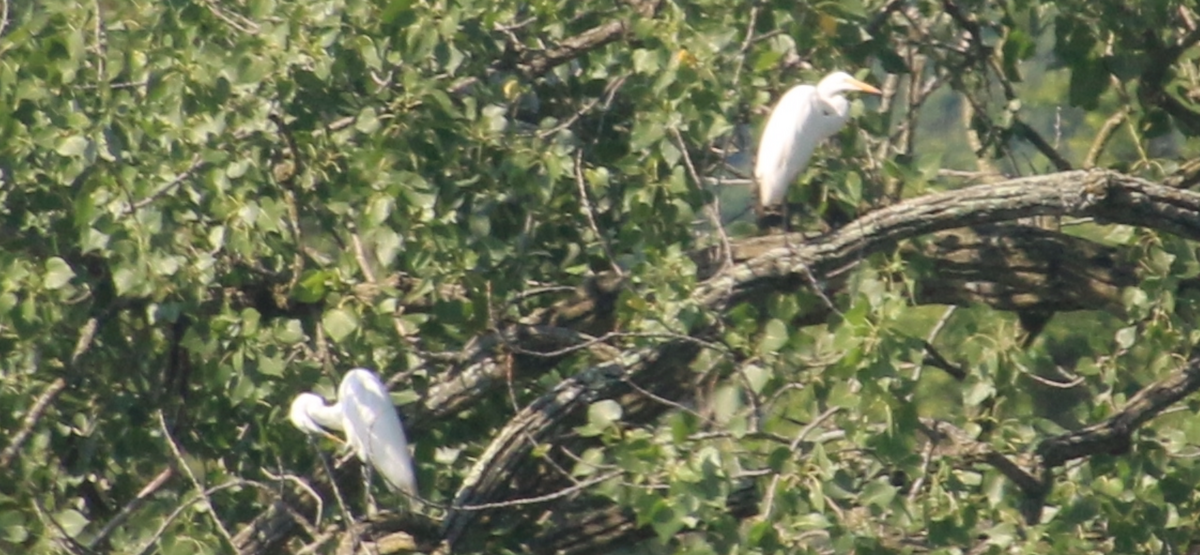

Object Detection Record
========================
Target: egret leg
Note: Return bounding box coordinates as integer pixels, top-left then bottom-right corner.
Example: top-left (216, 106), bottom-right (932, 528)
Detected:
top-left (362, 462), bottom-right (378, 517)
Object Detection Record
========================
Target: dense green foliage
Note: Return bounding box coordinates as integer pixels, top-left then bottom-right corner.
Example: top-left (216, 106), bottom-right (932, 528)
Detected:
top-left (2, 0), bottom-right (1200, 553)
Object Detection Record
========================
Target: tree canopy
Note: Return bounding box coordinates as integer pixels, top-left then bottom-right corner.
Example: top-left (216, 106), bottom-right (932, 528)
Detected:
top-left (3, 0), bottom-right (1200, 553)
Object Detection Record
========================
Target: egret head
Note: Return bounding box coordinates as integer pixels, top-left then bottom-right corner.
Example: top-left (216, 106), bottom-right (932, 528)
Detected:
top-left (289, 393), bottom-right (332, 435)
top-left (818, 72), bottom-right (882, 97)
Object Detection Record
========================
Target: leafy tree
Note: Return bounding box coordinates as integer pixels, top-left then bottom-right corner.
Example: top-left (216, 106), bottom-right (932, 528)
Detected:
top-left (2, 0), bottom-right (1200, 553)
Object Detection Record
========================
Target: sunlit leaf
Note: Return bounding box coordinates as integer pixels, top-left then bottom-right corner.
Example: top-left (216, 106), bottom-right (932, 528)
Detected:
top-left (43, 257), bottom-right (75, 290)
top-left (323, 308), bottom-right (359, 342)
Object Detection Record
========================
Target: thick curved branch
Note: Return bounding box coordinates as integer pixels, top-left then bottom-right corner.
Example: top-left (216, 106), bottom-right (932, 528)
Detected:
top-left (697, 170), bottom-right (1198, 312)
top-left (441, 340), bottom-right (703, 548)
top-left (1037, 351), bottom-right (1200, 468)
top-left (443, 170), bottom-right (1200, 550)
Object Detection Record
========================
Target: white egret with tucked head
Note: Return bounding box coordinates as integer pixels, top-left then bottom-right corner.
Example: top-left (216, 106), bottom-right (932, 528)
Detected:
top-left (754, 71), bottom-right (881, 229)
top-left (289, 368), bottom-right (418, 501)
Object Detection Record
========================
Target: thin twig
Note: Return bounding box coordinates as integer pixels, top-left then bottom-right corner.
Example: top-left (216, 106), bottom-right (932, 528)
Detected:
top-left (128, 155), bottom-right (205, 213)
top-left (31, 496), bottom-right (91, 555)
top-left (928, 305), bottom-right (955, 341)
top-left (90, 467), bottom-right (174, 549)
top-left (268, 113), bottom-right (308, 299)
top-left (622, 375), bottom-right (709, 421)
top-left (536, 75), bottom-right (627, 140)
top-left (261, 467), bottom-right (326, 529)
top-left (350, 230), bottom-right (379, 284)
top-left (936, 169), bottom-right (998, 180)
top-left (438, 471), bottom-right (621, 511)
top-left (1084, 106), bottom-right (1129, 168)
top-left (134, 480), bottom-right (278, 555)
top-left (157, 411), bottom-right (238, 552)
top-left (573, 149), bottom-right (624, 277)
top-left (508, 329), bottom-right (729, 359)
top-left (91, 0), bottom-right (106, 84)
top-left (763, 408), bottom-right (840, 517)
top-left (1, 317), bottom-right (97, 469)
top-left (687, 430), bottom-right (793, 445)
top-left (200, 0), bottom-right (260, 34)
top-left (311, 438), bottom-right (358, 531)
top-left (671, 127), bottom-right (734, 270)
top-left (907, 439), bottom-right (937, 504)
top-left (921, 340), bottom-right (967, 381)
top-left (729, 2), bottom-right (760, 86)
top-left (1020, 367), bottom-right (1085, 389)
top-left (0, 378), bottom-right (67, 469)
top-left (0, 0), bottom-right (10, 41)
top-left (295, 527), bottom-right (340, 555)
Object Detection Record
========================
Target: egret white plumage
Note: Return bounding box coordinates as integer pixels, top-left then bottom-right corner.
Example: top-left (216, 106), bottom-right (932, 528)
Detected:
top-left (289, 368), bottom-right (418, 498)
top-left (753, 71), bottom-right (881, 229)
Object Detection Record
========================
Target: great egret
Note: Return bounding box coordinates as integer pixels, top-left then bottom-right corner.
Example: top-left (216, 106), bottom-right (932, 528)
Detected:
top-left (753, 71), bottom-right (881, 229)
top-left (289, 368), bottom-right (418, 498)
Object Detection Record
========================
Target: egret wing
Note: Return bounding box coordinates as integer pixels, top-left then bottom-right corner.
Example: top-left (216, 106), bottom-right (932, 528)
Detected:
top-left (754, 84), bottom-right (819, 206)
top-left (340, 369), bottom-right (418, 496)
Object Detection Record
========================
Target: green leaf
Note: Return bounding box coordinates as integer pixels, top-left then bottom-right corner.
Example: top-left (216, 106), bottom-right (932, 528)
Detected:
top-left (56, 135), bottom-right (90, 157)
top-left (323, 308), bottom-right (359, 342)
top-left (983, 522), bottom-right (1017, 547)
top-left (648, 499), bottom-right (683, 543)
top-left (151, 254), bottom-right (180, 276)
top-left (294, 270), bottom-right (329, 303)
top-left (859, 480), bottom-right (897, 509)
top-left (821, 0), bottom-right (866, 19)
top-left (588, 399), bottom-right (623, 428)
top-left (112, 266), bottom-right (142, 297)
top-left (374, 228), bottom-right (402, 268)
top-left (1115, 326), bottom-right (1137, 349)
top-left (962, 376), bottom-right (995, 406)
top-left (277, 319), bottom-right (306, 344)
top-left (56, 509), bottom-right (88, 538)
top-left (366, 195), bottom-right (395, 226)
top-left (834, 170), bottom-right (863, 207)
top-left (0, 510), bottom-right (27, 543)
top-left (753, 49), bottom-right (783, 72)
top-left (481, 104), bottom-right (507, 133)
top-left (741, 364), bottom-right (770, 394)
top-left (381, 0), bottom-right (417, 26)
top-left (43, 257), bottom-right (75, 289)
top-left (81, 228), bottom-right (109, 253)
top-left (759, 318), bottom-right (789, 354)
top-left (356, 106), bottom-right (380, 134)
top-left (259, 355), bottom-right (284, 377)
top-left (631, 49), bottom-right (660, 74)
top-left (767, 446), bottom-right (791, 472)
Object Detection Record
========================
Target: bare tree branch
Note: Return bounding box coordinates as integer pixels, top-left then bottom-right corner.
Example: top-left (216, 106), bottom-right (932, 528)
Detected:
top-left (1037, 352), bottom-right (1200, 468)
top-left (1, 317), bottom-right (99, 469)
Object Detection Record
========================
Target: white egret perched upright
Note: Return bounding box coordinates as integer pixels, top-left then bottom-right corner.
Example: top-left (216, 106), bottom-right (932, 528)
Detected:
top-left (289, 368), bottom-right (418, 499)
top-left (753, 71), bottom-right (881, 230)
